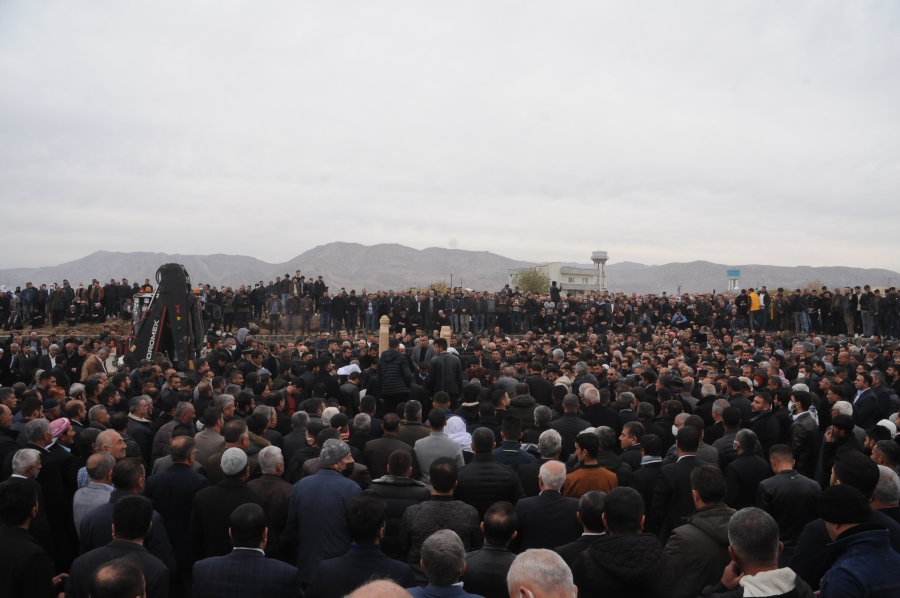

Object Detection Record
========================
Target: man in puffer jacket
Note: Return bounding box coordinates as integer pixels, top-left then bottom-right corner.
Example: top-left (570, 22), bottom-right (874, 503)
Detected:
top-left (571, 487), bottom-right (674, 598)
top-left (378, 337), bottom-right (412, 415)
top-left (665, 465), bottom-right (735, 598)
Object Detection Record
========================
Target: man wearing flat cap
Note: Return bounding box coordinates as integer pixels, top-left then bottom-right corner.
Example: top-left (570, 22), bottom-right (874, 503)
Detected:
top-left (818, 484), bottom-right (900, 597)
top-left (285, 438), bottom-right (362, 584)
top-left (189, 447), bottom-right (267, 561)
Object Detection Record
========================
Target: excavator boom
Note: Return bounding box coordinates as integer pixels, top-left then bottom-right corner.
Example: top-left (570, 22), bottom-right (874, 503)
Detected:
top-left (125, 263), bottom-right (205, 372)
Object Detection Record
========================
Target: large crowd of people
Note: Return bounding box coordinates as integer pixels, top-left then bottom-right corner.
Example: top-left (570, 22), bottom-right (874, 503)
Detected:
top-left (1, 272), bottom-right (900, 598)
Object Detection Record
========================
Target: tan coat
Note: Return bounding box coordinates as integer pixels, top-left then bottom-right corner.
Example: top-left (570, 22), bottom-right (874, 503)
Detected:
top-left (80, 354), bottom-right (105, 382)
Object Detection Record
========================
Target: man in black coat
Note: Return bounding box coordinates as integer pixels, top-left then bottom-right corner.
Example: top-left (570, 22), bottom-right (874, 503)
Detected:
top-left (723, 429), bottom-right (771, 510)
top-left (307, 495), bottom-right (416, 598)
top-left (0, 479), bottom-right (58, 598)
top-left (756, 444), bottom-right (821, 563)
top-left (426, 338), bottom-right (463, 402)
top-left (511, 460), bottom-right (581, 552)
top-left (631, 434), bottom-right (665, 514)
top-left (581, 387), bottom-right (621, 433)
top-left (189, 448), bottom-right (267, 561)
top-left (362, 414), bottom-right (420, 480)
top-left (143, 437), bottom-right (210, 586)
top-left (851, 371), bottom-right (879, 429)
top-left (518, 429), bottom-right (563, 497)
top-left (571, 487), bottom-right (674, 598)
top-left (455, 428), bottom-right (524, 520)
top-left (66, 496), bottom-right (169, 598)
top-left (619, 421), bottom-right (643, 471)
top-left (3, 419), bottom-right (72, 569)
top-left (648, 426), bottom-right (709, 542)
top-left (549, 395), bottom-right (591, 456)
top-left (747, 393), bottom-right (781, 458)
top-left (788, 391), bottom-right (819, 479)
top-left (367, 449), bottom-right (431, 560)
top-left (463, 501), bottom-right (518, 598)
top-left (554, 491), bottom-right (606, 566)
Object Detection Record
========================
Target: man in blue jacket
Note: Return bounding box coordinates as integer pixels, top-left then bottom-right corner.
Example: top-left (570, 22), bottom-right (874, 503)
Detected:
top-left (285, 438), bottom-right (361, 584)
top-left (818, 484), bottom-right (900, 597)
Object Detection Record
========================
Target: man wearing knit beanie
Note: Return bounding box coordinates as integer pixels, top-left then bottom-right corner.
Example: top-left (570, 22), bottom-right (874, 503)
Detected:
top-left (818, 484), bottom-right (900, 597)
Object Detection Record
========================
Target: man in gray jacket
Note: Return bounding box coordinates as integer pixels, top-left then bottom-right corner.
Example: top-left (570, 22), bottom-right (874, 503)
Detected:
top-left (414, 409), bottom-right (464, 482)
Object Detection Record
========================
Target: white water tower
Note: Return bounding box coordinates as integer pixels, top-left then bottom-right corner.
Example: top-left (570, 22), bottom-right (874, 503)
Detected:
top-left (727, 268), bottom-right (741, 292)
top-left (592, 251), bottom-right (609, 290)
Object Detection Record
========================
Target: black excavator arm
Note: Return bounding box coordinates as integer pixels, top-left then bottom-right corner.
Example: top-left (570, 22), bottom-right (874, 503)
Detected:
top-left (124, 263), bottom-right (205, 372)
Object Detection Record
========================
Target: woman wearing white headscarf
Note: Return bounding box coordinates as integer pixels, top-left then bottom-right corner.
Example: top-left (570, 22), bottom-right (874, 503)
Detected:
top-left (446, 416), bottom-right (473, 464)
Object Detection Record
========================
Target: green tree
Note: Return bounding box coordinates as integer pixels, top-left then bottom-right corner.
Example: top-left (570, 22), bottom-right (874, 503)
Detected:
top-left (510, 269), bottom-right (550, 294)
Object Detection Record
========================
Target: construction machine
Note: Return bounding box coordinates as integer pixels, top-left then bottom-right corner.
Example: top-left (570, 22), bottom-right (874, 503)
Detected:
top-left (124, 263), bottom-right (218, 371)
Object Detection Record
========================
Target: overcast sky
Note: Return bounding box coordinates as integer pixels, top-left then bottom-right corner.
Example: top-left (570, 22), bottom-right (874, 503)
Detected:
top-left (2, 1), bottom-right (898, 270)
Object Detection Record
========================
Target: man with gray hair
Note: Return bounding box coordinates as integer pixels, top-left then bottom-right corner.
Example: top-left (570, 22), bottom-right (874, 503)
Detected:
top-left (706, 398), bottom-right (732, 445)
top-left (8, 419), bottom-right (70, 547)
top-left (507, 549), bottom-right (576, 598)
top-left (407, 530), bottom-right (476, 598)
top-left (126, 395), bottom-right (153, 464)
top-left (701, 507), bottom-right (813, 597)
top-left (72, 452), bottom-right (115, 534)
top-left (248, 445), bottom-right (293, 561)
top-left (151, 401), bottom-right (195, 464)
top-left (512, 460), bottom-right (581, 551)
top-left (872, 465), bottom-right (900, 523)
top-left (518, 429), bottom-right (563, 497)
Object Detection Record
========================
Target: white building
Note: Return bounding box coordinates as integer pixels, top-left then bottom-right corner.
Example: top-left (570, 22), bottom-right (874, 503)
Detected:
top-left (508, 251), bottom-right (609, 297)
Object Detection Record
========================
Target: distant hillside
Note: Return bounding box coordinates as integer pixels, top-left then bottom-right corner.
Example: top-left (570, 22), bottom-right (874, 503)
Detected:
top-left (0, 243), bottom-right (535, 291)
top-left (0, 246), bottom-right (896, 294)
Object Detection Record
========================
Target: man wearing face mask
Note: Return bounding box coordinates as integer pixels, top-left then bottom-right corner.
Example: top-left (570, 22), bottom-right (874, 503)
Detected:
top-left (788, 391), bottom-right (819, 480)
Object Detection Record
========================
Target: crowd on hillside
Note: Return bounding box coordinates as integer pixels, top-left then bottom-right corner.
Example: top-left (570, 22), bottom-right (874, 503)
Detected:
top-left (3, 274), bottom-right (900, 342)
top-left (2, 273), bottom-right (900, 598)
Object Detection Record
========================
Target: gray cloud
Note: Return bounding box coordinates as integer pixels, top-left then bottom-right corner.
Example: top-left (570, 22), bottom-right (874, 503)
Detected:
top-left (1, 1), bottom-right (898, 269)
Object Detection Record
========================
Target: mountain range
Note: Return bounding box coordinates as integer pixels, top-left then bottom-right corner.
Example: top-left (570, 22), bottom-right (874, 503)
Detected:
top-left (0, 243), bottom-right (897, 294)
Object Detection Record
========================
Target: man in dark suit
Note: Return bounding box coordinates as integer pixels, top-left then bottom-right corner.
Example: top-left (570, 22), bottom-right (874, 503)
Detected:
top-left (517, 429), bottom-right (563, 497)
top-left (426, 338), bottom-right (463, 402)
top-left (554, 491), bottom-right (606, 566)
top-left (280, 412), bottom-right (309, 467)
top-left (511, 460), bottom-right (581, 551)
top-left (549, 395), bottom-right (591, 456)
top-left (143, 437), bottom-right (209, 590)
top-left (248, 446), bottom-right (293, 562)
top-left (66, 496), bottom-right (169, 598)
top-left (362, 414), bottom-right (419, 480)
top-left (462, 501), bottom-right (517, 598)
top-left (192, 503), bottom-right (300, 598)
top-left (307, 495), bottom-right (416, 598)
top-left (0, 479), bottom-right (57, 598)
top-left (648, 425), bottom-right (709, 542)
top-left (851, 372), bottom-right (879, 429)
top-left (631, 434), bottom-right (665, 514)
top-left (190, 448), bottom-right (267, 561)
top-left (3, 419), bottom-right (73, 570)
